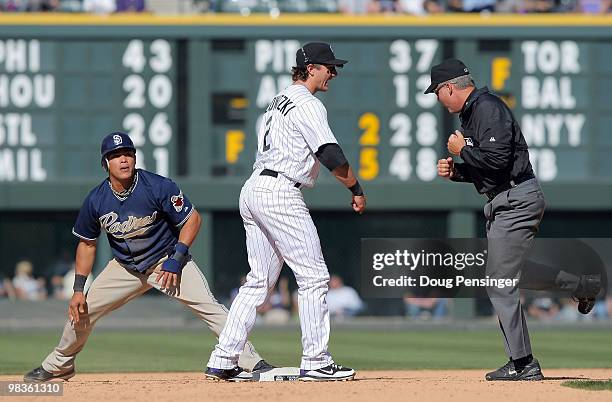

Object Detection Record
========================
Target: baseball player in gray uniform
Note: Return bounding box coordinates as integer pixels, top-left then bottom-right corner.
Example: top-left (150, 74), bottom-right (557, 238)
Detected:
top-left (23, 132), bottom-right (272, 383)
top-left (206, 42), bottom-right (366, 382)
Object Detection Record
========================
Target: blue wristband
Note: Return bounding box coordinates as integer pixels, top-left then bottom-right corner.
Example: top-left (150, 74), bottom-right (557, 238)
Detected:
top-left (161, 242), bottom-right (189, 274)
top-left (172, 242), bottom-right (189, 266)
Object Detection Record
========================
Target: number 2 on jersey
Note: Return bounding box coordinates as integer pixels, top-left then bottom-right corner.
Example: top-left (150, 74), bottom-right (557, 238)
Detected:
top-left (262, 116), bottom-right (272, 152)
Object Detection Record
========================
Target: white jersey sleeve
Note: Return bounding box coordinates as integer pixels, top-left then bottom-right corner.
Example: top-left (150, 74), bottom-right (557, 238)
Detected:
top-left (293, 99), bottom-right (339, 153)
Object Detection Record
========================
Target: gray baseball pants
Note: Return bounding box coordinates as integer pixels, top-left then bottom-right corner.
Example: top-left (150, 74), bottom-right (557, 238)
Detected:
top-left (484, 178), bottom-right (546, 360)
top-left (41, 258), bottom-right (262, 375)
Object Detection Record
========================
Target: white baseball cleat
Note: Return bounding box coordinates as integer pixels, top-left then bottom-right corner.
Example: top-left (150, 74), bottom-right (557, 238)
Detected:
top-left (299, 363), bottom-right (356, 381)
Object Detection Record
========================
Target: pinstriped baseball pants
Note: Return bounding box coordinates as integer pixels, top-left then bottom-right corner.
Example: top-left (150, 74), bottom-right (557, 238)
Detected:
top-left (208, 171), bottom-right (333, 370)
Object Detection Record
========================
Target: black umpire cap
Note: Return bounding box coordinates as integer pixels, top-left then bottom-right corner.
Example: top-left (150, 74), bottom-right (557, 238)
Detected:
top-left (424, 59), bottom-right (470, 94)
top-left (296, 42), bottom-right (348, 68)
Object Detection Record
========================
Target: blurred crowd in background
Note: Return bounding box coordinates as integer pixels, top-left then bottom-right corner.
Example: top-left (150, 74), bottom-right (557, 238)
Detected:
top-left (1, 256), bottom-right (610, 323)
top-left (0, 0), bottom-right (609, 14)
top-left (0, 253), bottom-right (91, 301)
top-left (0, 0), bottom-right (145, 12)
top-left (223, 272), bottom-right (612, 322)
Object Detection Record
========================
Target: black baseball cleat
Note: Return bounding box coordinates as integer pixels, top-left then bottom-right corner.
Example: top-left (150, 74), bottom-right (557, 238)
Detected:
top-left (251, 360), bottom-right (276, 373)
top-left (485, 359), bottom-right (544, 381)
top-left (299, 363), bottom-right (356, 381)
top-left (573, 274), bottom-right (602, 314)
top-left (23, 366), bottom-right (75, 383)
top-left (204, 366), bottom-right (252, 382)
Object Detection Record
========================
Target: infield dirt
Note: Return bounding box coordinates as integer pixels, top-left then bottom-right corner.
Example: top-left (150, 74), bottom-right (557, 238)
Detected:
top-left (2, 369), bottom-right (611, 402)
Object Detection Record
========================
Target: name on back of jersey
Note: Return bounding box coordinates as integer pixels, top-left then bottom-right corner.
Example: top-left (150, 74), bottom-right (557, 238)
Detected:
top-left (266, 94), bottom-right (296, 116)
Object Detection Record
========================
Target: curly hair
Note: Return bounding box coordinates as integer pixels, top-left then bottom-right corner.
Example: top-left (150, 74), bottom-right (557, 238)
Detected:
top-left (291, 66), bottom-right (309, 82)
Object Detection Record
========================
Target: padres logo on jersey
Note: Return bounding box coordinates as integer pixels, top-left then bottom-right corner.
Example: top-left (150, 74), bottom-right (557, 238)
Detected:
top-left (99, 211), bottom-right (158, 239)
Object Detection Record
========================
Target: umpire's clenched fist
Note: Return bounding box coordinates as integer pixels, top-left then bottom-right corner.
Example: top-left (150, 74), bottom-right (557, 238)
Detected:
top-left (437, 157), bottom-right (454, 179)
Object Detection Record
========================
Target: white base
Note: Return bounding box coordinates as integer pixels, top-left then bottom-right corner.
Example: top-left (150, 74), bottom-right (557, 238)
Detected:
top-left (252, 367), bottom-right (301, 382)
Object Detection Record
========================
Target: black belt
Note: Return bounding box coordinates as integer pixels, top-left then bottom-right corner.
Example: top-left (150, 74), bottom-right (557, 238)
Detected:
top-left (485, 173), bottom-right (535, 201)
top-left (260, 169), bottom-right (302, 188)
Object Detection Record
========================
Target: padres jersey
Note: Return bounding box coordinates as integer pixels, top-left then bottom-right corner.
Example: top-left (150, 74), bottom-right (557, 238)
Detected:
top-left (253, 84), bottom-right (339, 188)
top-left (72, 169), bottom-right (194, 272)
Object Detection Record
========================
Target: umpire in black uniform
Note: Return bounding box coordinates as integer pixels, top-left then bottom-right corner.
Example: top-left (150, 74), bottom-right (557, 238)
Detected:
top-left (427, 59), bottom-right (546, 381)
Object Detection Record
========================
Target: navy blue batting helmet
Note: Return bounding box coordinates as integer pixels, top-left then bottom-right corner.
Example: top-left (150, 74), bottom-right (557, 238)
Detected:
top-left (100, 132), bottom-right (136, 169)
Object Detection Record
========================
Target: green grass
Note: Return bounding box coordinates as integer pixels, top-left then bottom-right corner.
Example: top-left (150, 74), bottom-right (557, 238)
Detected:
top-left (562, 380), bottom-right (612, 391)
top-left (0, 328), bottom-right (610, 374)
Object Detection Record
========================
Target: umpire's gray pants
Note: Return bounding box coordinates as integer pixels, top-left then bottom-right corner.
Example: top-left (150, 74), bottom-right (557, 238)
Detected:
top-left (41, 258), bottom-right (262, 375)
top-left (484, 178), bottom-right (546, 360)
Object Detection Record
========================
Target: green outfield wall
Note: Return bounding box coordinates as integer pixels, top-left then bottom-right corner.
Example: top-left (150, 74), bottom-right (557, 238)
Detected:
top-left (0, 14), bottom-right (611, 297)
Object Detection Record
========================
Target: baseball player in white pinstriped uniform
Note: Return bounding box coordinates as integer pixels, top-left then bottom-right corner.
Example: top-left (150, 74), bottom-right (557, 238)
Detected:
top-left (206, 42), bottom-right (366, 382)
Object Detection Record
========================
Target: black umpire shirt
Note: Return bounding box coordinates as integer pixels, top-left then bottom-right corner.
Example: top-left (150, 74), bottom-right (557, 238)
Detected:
top-left (451, 86), bottom-right (534, 194)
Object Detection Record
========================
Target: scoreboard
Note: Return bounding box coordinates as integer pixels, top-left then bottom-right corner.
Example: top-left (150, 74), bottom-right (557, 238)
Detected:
top-left (0, 14), bottom-right (611, 211)
top-left (0, 38), bottom-right (177, 181)
top-left (457, 38), bottom-right (606, 182)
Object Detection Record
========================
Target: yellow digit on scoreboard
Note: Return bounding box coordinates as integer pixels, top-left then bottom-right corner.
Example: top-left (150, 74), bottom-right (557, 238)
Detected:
top-left (358, 112), bottom-right (381, 146)
top-left (359, 147), bottom-right (379, 181)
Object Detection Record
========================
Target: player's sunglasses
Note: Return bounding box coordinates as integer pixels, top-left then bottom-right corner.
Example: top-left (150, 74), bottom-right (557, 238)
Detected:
top-left (321, 64), bottom-right (337, 75)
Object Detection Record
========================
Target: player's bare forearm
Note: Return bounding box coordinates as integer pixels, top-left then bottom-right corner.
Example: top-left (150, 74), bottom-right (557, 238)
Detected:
top-left (332, 163), bottom-right (366, 214)
top-left (75, 239), bottom-right (97, 277)
top-left (70, 240), bottom-right (95, 322)
top-left (331, 163), bottom-right (357, 187)
top-left (178, 208), bottom-right (202, 247)
top-left (158, 209), bottom-right (200, 288)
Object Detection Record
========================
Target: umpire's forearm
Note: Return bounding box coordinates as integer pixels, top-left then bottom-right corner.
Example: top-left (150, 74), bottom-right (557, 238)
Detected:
top-left (450, 163), bottom-right (473, 183)
top-left (75, 239), bottom-right (97, 277)
top-left (178, 209), bottom-right (201, 247)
